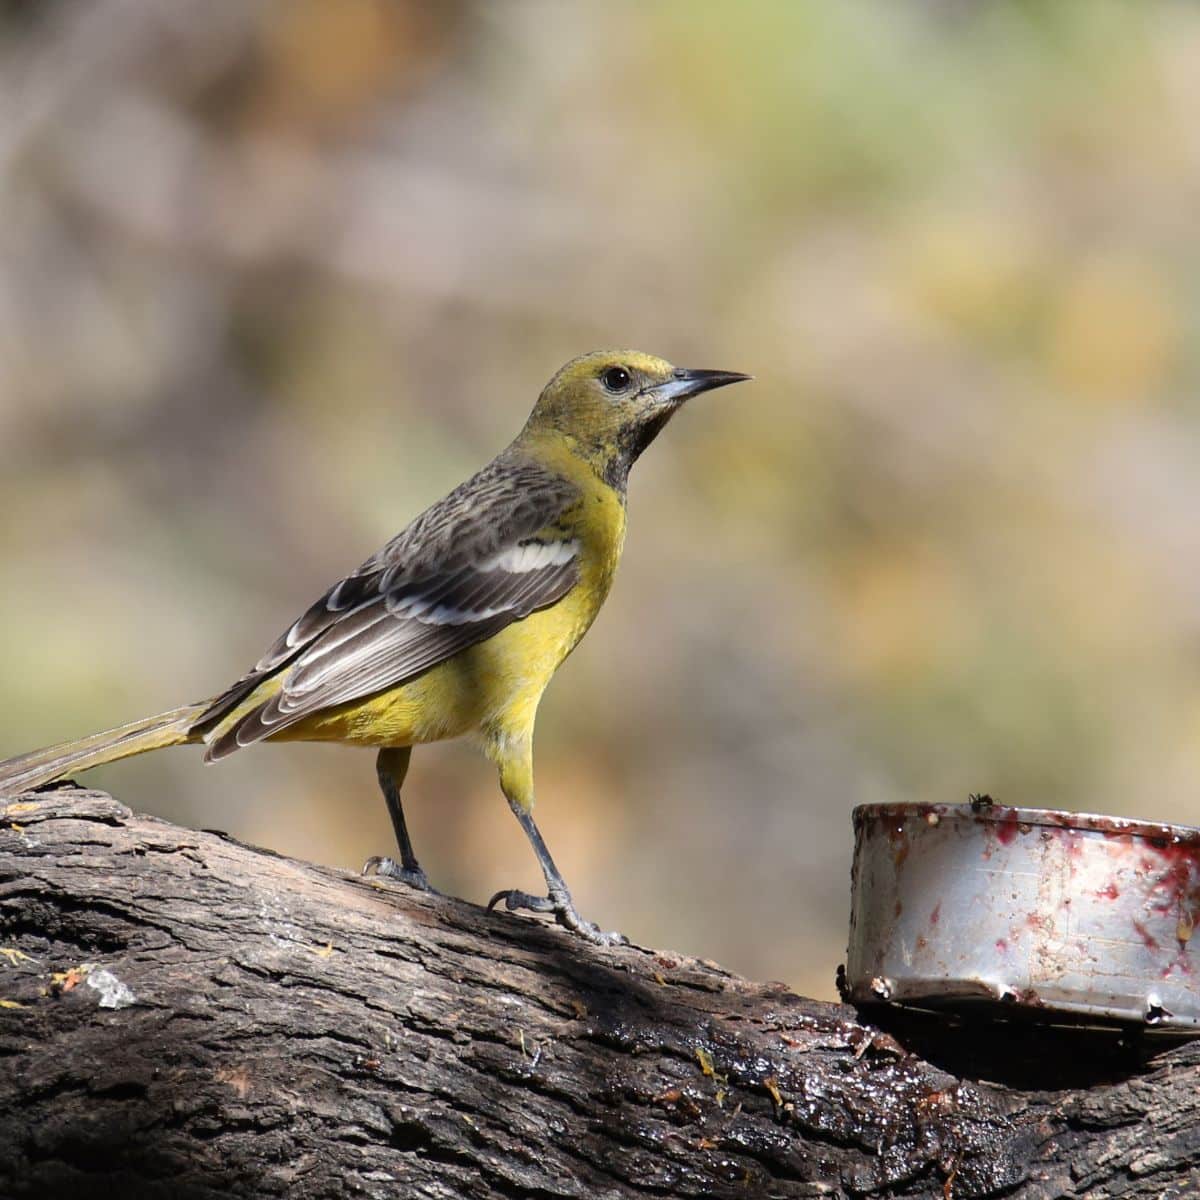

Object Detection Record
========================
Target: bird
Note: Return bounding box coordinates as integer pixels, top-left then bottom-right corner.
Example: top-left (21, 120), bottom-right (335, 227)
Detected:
top-left (0, 350), bottom-right (750, 942)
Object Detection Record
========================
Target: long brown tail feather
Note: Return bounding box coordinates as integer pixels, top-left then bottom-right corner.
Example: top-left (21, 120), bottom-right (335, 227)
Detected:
top-left (0, 704), bottom-right (206, 795)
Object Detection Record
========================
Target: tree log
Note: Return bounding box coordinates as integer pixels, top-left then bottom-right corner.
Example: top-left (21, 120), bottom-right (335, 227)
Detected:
top-left (0, 787), bottom-right (1197, 1199)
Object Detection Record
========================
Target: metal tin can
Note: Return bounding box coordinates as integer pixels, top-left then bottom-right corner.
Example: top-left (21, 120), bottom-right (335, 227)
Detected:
top-left (843, 800), bottom-right (1200, 1033)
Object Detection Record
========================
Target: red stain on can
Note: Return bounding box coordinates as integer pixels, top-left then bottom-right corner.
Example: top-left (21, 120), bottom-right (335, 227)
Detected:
top-left (1139, 838), bottom-right (1200, 962)
top-left (1132, 919), bottom-right (1161, 955)
top-left (995, 809), bottom-right (1022, 845)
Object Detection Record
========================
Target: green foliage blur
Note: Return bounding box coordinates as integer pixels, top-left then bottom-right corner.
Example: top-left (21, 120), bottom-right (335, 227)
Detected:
top-left (3, 0), bottom-right (1200, 998)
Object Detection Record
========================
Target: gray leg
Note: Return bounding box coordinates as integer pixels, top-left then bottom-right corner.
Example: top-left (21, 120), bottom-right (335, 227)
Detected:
top-left (487, 787), bottom-right (627, 947)
top-left (363, 747), bottom-right (434, 891)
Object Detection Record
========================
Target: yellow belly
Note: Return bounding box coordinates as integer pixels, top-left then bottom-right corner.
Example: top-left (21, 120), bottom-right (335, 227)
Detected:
top-left (273, 589), bottom-right (598, 748)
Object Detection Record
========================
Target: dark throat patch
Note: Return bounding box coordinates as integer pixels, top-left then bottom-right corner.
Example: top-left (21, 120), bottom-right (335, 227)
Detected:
top-left (602, 408), bottom-right (676, 491)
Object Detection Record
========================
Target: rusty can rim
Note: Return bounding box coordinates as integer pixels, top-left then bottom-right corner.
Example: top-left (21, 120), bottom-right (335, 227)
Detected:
top-left (852, 801), bottom-right (1200, 845)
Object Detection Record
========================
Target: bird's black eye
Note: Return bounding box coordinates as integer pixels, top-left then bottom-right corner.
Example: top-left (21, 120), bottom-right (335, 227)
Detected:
top-left (600, 366), bottom-right (632, 393)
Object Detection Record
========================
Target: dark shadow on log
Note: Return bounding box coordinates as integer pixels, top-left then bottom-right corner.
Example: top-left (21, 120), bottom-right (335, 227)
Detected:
top-left (854, 1004), bottom-right (1184, 1091)
top-left (1, 787), bottom-right (1199, 1199)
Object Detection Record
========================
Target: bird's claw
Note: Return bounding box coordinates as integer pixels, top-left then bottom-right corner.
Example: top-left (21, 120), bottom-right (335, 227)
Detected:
top-left (487, 887), bottom-right (628, 946)
top-left (487, 887), bottom-right (555, 914)
top-left (362, 855), bottom-right (437, 893)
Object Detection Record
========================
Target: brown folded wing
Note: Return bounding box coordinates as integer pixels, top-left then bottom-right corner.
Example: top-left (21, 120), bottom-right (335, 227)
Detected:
top-left (192, 452), bottom-right (581, 759)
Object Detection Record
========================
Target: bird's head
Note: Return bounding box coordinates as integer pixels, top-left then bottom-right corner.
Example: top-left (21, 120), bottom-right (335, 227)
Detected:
top-left (523, 350), bottom-right (751, 489)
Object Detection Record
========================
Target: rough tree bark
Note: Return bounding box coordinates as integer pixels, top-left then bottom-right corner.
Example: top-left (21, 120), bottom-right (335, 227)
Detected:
top-left (0, 788), bottom-right (1197, 1200)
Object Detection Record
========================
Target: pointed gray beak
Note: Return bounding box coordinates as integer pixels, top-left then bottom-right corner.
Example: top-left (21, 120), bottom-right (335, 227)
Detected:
top-left (650, 367), bottom-right (753, 404)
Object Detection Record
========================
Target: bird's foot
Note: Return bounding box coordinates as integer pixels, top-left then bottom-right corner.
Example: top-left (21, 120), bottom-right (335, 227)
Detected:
top-left (487, 887), bottom-right (628, 946)
top-left (362, 855), bottom-right (438, 893)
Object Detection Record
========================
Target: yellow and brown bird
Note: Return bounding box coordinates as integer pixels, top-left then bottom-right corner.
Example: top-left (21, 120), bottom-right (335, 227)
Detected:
top-left (0, 351), bottom-right (749, 942)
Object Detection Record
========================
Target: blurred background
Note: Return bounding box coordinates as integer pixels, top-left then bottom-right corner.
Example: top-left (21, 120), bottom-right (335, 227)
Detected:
top-left (4, 0), bottom-right (1200, 999)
